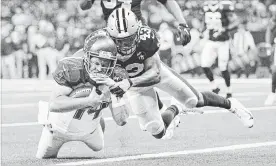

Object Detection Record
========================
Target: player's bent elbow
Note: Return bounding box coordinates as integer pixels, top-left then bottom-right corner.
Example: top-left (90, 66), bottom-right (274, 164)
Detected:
top-left (154, 75), bottom-right (161, 84)
top-left (87, 142), bottom-right (104, 152)
top-left (153, 68), bottom-right (161, 83)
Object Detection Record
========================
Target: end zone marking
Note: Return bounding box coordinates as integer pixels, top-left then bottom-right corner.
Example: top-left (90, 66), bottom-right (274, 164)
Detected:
top-left (56, 141), bottom-right (276, 165)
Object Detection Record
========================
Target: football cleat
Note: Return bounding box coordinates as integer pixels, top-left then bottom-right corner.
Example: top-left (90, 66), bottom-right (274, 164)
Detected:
top-left (228, 98), bottom-right (254, 128)
top-left (264, 92), bottom-right (276, 106)
top-left (162, 108), bottom-right (180, 140)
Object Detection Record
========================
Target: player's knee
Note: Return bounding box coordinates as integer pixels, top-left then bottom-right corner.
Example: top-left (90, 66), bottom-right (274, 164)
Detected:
top-left (184, 97), bottom-right (198, 108)
top-left (152, 128), bottom-right (166, 139)
top-left (88, 140), bottom-right (104, 152)
top-left (92, 143), bottom-right (104, 152)
top-left (196, 92), bottom-right (205, 107)
top-left (36, 149), bottom-right (58, 159)
top-left (144, 120), bottom-right (164, 137)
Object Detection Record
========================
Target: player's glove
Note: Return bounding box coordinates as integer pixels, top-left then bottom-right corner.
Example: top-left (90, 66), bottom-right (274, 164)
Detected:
top-left (110, 78), bottom-right (133, 98)
top-left (80, 0), bottom-right (93, 10)
top-left (177, 23), bottom-right (191, 46)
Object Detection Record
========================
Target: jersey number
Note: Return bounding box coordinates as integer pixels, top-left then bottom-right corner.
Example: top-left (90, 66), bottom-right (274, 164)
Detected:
top-left (73, 102), bottom-right (109, 120)
top-left (73, 108), bottom-right (100, 120)
top-left (102, 0), bottom-right (132, 9)
top-left (125, 63), bottom-right (144, 77)
top-left (140, 28), bottom-right (151, 40)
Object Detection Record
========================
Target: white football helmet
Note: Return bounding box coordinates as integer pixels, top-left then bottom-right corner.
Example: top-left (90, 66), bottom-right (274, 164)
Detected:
top-left (106, 8), bottom-right (141, 56)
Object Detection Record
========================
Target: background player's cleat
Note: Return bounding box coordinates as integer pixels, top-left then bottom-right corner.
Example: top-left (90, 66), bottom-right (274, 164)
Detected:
top-left (212, 87), bottom-right (220, 94)
top-left (264, 92), bottom-right (276, 106)
top-left (226, 93), bottom-right (232, 99)
top-left (228, 98), bottom-right (254, 128)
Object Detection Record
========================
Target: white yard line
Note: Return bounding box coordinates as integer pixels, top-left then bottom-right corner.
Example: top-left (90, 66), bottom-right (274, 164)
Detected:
top-left (56, 141), bottom-right (276, 166)
top-left (2, 106), bottom-right (276, 127)
top-left (2, 103), bottom-right (38, 109)
top-left (1, 92), bottom-right (266, 109)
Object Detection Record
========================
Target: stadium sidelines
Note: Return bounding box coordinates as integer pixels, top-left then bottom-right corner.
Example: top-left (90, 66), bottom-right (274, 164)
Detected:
top-left (57, 141), bottom-right (276, 166)
top-left (2, 106), bottom-right (276, 127)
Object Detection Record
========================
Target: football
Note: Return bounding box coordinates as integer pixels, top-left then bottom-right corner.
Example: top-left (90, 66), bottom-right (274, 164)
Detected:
top-left (69, 86), bottom-right (94, 98)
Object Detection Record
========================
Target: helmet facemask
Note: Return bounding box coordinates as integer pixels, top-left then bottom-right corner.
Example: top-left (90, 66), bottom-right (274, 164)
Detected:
top-left (112, 33), bottom-right (138, 56)
top-left (106, 8), bottom-right (141, 58)
top-left (84, 50), bottom-right (117, 79)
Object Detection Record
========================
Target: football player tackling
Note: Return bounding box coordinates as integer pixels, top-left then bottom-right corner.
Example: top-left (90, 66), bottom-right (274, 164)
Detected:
top-left (79, 0), bottom-right (191, 111)
top-left (36, 32), bottom-right (119, 158)
top-left (95, 8), bottom-right (254, 140)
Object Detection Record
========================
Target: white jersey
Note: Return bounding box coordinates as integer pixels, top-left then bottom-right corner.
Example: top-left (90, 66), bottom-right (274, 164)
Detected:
top-left (48, 107), bottom-right (106, 136)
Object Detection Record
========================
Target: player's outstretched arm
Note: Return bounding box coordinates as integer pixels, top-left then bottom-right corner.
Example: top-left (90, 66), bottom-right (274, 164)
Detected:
top-left (158, 0), bottom-right (187, 25)
top-left (158, 0), bottom-right (191, 46)
top-left (49, 84), bottom-right (103, 112)
top-left (131, 53), bottom-right (161, 87)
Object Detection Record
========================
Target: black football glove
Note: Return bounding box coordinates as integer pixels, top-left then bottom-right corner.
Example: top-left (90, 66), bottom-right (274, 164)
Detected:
top-left (177, 23), bottom-right (191, 46)
top-left (110, 78), bottom-right (133, 98)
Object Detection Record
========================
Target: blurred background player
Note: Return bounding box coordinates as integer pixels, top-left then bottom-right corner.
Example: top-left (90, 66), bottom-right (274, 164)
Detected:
top-left (79, 0), bottom-right (191, 46)
top-left (264, 4), bottom-right (276, 105)
top-left (201, 0), bottom-right (235, 98)
top-left (36, 32), bottom-right (117, 158)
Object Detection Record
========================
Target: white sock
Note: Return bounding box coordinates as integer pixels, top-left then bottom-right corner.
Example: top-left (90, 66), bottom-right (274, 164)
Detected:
top-left (226, 86), bottom-right (232, 94)
top-left (210, 80), bottom-right (218, 90)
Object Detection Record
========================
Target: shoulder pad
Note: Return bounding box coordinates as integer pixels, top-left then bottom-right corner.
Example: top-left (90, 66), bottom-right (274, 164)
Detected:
top-left (137, 26), bottom-right (160, 58)
top-left (52, 57), bottom-right (85, 87)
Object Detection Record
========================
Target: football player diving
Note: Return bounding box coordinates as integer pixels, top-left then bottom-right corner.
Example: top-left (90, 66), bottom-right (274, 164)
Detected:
top-left (93, 8), bottom-right (254, 140)
top-left (36, 32), bottom-right (123, 158)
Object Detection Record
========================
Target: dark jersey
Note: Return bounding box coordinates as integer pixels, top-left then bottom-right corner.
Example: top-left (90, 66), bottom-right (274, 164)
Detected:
top-left (96, 0), bottom-right (166, 22)
top-left (116, 26), bottom-right (160, 78)
top-left (101, 0), bottom-right (143, 21)
top-left (204, 2), bottom-right (230, 41)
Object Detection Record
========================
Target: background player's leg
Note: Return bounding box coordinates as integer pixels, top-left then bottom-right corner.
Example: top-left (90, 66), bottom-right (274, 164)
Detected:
top-left (36, 126), bottom-right (65, 159)
top-left (201, 41), bottom-right (219, 93)
top-left (218, 41), bottom-right (232, 98)
top-left (83, 123), bottom-right (104, 152)
top-left (265, 66), bottom-right (276, 105)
